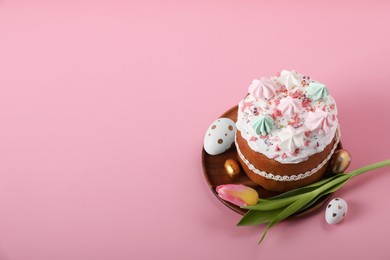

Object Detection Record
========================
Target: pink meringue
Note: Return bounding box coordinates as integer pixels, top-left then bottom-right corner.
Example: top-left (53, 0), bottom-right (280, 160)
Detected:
top-left (278, 96), bottom-right (301, 117)
top-left (305, 110), bottom-right (332, 134)
top-left (248, 77), bottom-right (276, 100)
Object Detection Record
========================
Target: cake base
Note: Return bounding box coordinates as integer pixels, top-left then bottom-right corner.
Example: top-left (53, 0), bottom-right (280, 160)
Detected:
top-left (236, 130), bottom-right (337, 192)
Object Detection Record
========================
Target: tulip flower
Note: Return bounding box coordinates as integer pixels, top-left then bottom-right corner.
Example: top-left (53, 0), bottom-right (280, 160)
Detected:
top-left (216, 184), bottom-right (259, 207)
top-left (237, 159), bottom-right (390, 244)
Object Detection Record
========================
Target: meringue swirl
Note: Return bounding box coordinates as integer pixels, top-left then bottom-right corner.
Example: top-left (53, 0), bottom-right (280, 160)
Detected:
top-left (305, 110), bottom-right (332, 134)
top-left (306, 82), bottom-right (329, 101)
top-left (236, 70), bottom-right (339, 163)
top-left (252, 115), bottom-right (274, 136)
top-left (277, 70), bottom-right (301, 89)
top-left (278, 96), bottom-right (301, 117)
top-left (248, 77), bottom-right (276, 100)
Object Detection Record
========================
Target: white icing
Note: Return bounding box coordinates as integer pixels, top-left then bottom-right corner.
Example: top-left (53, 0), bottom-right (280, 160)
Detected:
top-left (236, 70), bottom-right (339, 164)
top-left (235, 128), bottom-right (340, 181)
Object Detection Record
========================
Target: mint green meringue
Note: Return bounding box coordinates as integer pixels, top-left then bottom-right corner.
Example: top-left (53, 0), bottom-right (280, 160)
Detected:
top-left (306, 82), bottom-right (329, 101)
top-left (252, 115), bottom-right (274, 136)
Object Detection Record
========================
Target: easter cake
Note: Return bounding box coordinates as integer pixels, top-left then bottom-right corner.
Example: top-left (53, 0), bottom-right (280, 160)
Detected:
top-left (235, 70), bottom-right (340, 192)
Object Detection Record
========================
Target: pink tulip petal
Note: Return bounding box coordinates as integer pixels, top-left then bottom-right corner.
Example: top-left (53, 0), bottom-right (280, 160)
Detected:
top-left (216, 184), bottom-right (246, 194)
top-left (218, 194), bottom-right (246, 207)
top-left (216, 184), bottom-right (259, 206)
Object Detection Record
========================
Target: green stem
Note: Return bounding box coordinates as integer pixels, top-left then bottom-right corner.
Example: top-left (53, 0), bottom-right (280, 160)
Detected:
top-left (315, 159), bottom-right (390, 195)
top-left (349, 160), bottom-right (390, 178)
top-left (313, 174), bottom-right (350, 195)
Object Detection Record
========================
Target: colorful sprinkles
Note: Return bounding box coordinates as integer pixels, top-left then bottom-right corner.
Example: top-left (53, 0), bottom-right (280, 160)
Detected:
top-left (236, 70), bottom-right (339, 163)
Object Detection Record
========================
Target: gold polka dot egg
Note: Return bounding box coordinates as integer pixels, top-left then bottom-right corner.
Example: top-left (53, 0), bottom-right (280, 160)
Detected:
top-left (204, 118), bottom-right (236, 155)
top-left (325, 198), bottom-right (348, 224)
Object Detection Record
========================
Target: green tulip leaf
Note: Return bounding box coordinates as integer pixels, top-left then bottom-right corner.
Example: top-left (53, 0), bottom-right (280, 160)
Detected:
top-left (319, 175), bottom-right (352, 196)
top-left (237, 208), bottom-right (285, 226)
top-left (242, 175), bottom-right (350, 212)
top-left (258, 194), bottom-right (317, 244)
top-left (267, 174), bottom-right (342, 200)
top-left (242, 195), bottom-right (303, 211)
top-left (233, 160), bottom-right (390, 245)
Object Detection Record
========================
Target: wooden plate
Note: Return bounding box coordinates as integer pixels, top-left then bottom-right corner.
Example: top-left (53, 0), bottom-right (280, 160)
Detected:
top-left (202, 106), bottom-right (341, 216)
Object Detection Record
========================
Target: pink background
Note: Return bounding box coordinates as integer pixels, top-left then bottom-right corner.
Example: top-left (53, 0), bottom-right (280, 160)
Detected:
top-left (0, 1), bottom-right (390, 259)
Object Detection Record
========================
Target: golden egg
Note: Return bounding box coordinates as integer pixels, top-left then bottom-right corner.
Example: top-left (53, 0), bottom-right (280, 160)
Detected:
top-left (329, 149), bottom-right (351, 174)
top-left (224, 159), bottom-right (241, 178)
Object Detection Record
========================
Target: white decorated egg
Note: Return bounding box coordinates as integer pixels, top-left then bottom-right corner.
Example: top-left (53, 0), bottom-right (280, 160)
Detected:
top-left (204, 118), bottom-right (236, 155)
top-left (325, 198), bottom-right (348, 224)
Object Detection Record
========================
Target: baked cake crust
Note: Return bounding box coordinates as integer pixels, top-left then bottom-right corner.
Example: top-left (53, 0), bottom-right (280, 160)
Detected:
top-left (236, 130), bottom-right (336, 191)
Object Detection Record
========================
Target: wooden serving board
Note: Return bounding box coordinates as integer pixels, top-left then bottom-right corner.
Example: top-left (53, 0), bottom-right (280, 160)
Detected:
top-left (202, 106), bottom-right (338, 216)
